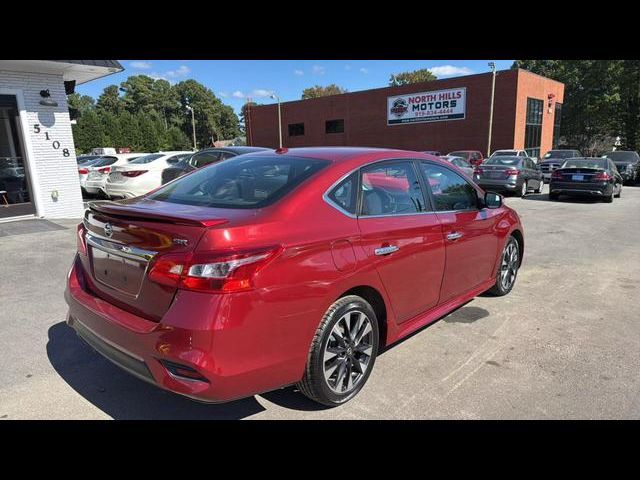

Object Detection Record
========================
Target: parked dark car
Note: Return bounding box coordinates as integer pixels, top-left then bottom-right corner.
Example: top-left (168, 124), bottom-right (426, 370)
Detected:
top-left (603, 151), bottom-right (640, 185)
top-left (539, 149), bottom-right (582, 183)
top-left (549, 157), bottom-right (622, 202)
top-left (474, 156), bottom-right (543, 197)
top-left (161, 146), bottom-right (271, 185)
top-left (448, 150), bottom-right (484, 166)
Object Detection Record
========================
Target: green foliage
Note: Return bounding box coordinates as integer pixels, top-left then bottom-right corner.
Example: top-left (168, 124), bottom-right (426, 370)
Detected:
top-left (389, 68), bottom-right (437, 86)
top-left (71, 75), bottom-right (241, 153)
top-left (301, 84), bottom-right (347, 99)
top-left (512, 60), bottom-right (640, 151)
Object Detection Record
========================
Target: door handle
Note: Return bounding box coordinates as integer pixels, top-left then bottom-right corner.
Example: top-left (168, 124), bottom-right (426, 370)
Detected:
top-left (374, 245), bottom-right (399, 256)
top-left (447, 232), bottom-right (464, 241)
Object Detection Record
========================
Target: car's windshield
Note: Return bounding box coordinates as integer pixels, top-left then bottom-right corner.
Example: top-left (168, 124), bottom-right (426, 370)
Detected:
top-left (129, 154), bottom-right (165, 164)
top-left (148, 155), bottom-right (330, 209)
top-left (606, 151), bottom-right (639, 162)
top-left (544, 150), bottom-right (576, 159)
top-left (484, 157), bottom-right (521, 166)
top-left (492, 151), bottom-right (517, 157)
top-left (563, 159), bottom-right (606, 169)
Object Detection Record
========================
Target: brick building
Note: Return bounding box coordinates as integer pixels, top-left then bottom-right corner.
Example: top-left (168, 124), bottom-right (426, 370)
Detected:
top-left (0, 60), bottom-right (123, 221)
top-left (247, 68), bottom-right (564, 160)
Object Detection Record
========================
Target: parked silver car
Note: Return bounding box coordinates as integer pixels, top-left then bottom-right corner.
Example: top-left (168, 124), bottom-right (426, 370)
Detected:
top-left (439, 155), bottom-right (474, 178)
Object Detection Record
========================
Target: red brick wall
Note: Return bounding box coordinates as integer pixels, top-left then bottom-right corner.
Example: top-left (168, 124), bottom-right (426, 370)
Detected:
top-left (514, 70), bottom-right (565, 158)
top-left (247, 69), bottom-right (563, 157)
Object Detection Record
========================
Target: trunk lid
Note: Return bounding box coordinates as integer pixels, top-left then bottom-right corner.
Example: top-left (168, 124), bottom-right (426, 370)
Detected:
top-left (553, 167), bottom-right (603, 182)
top-left (477, 165), bottom-right (519, 179)
top-left (80, 199), bottom-right (235, 321)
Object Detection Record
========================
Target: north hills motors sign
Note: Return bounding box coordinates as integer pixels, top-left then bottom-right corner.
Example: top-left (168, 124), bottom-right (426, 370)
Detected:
top-left (387, 87), bottom-right (466, 125)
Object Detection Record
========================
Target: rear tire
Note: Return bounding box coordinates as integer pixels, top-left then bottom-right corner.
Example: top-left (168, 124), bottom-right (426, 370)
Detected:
top-left (298, 295), bottom-right (379, 407)
top-left (604, 191), bottom-right (613, 203)
top-left (549, 192), bottom-right (559, 200)
top-left (519, 181), bottom-right (528, 197)
top-left (487, 236), bottom-right (520, 296)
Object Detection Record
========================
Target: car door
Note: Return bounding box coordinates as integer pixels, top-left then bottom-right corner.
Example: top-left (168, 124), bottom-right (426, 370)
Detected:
top-left (419, 161), bottom-right (500, 303)
top-left (356, 160), bottom-right (446, 323)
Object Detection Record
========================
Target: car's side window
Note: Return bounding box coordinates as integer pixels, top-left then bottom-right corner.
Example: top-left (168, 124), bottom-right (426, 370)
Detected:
top-left (359, 161), bottom-right (425, 216)
top-left (420, 163), bottom-right (478, 212)
top-left (327, 172), bottom-right (358, 215)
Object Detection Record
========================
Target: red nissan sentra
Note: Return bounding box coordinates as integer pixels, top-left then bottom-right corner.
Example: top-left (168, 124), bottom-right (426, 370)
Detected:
top-left (65, 147), bottom-right (524, 406)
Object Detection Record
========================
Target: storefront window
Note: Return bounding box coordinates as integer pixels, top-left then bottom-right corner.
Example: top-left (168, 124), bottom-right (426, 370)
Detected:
top-left (524, 97), bottom-right (543, 158)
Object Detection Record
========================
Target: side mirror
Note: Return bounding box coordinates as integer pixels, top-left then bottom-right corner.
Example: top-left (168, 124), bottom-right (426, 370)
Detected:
top-left (484, 191), bottom-right (503, 209)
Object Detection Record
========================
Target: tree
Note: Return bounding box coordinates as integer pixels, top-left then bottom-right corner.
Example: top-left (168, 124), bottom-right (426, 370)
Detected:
top-left (96, 85), bottom-right (124, 115)
top-left (512, 60), bottom-right (624, 152)
top-left (301, 84), bottom-right (346, 99)
top-left (389, 68), bottom-right (437, 86)
top-left (67, 93), bottom-right (95, 114)
top-left (119, 75), bottom-right (157, 114)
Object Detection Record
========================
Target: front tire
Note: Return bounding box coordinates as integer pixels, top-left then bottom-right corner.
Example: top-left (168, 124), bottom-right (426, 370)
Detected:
top-left (298, 295), bottom-right (379, 406)
top-left (488, 236), bottom-right (520, 296)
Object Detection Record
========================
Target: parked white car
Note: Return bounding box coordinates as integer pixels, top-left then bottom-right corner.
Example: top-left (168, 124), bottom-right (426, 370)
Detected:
top-left (83, 153), bottom-right (149, 195)
top-left (104, 151), bottom-right (192, 198)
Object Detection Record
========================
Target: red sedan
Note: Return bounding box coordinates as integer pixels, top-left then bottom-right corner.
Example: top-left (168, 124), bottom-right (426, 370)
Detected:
top-left (65, 147), bottom-right (524, 406)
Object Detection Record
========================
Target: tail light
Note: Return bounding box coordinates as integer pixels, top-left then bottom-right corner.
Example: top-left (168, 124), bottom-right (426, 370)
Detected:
top-left (593, 171), bottom-right (612, 181)
top-left (78, 168), bottom-right (89, 175)
top-left (77, 223), bottom-right (87, 255)
top-left (121, 170), bottom-right (148, 177)
top-left (505, 169), bottom-right (520, 177)
top-left (551, 170), bottom-right (563, 180)
top-left (98, 166), bottom-right (111, 174)
top-left (148, 246), bottom-right (282, 293)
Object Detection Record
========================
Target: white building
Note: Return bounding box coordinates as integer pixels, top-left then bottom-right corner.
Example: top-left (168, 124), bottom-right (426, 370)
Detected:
top-left (0, 60), bottom-right (123, 222)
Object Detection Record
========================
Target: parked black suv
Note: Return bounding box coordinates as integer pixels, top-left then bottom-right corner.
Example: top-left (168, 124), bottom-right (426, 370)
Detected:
top-left (539, 149), bottom-right (582, 183)
top-left (161, 146), bottom-right (271, 185)
top-left (603, 151), bottom-right (640, 185)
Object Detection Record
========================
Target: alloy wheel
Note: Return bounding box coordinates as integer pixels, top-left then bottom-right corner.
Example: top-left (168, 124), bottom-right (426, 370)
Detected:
top-left (500, 241), bottom-right (519, 290)
top-left (323, 310), bottom-right (374, 394)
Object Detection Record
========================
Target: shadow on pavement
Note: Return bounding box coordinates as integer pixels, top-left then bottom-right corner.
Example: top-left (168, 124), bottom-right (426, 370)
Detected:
top-left (522, 193), bottom-right (605, 204)
top-left (46, 321), bottom-right (327, 419)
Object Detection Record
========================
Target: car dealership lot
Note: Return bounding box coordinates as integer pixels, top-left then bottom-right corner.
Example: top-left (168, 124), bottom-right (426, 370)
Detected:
top-left (1, 185), bottom-right (639, 419)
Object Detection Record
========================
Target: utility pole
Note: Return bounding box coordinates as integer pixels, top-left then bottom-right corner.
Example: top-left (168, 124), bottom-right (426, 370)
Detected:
top-left (270, 93), bottom-right (282, 148)
top-left (186, 104), bottom-right (196, 151)
top-left (487, 61), bottom-right (497, 158)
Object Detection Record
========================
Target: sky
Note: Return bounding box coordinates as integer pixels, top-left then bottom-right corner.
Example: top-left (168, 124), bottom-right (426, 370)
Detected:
top-left (76, 60), bottom-right (515, 114)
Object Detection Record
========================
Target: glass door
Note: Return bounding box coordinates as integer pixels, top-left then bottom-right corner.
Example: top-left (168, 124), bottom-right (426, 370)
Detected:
top-left (0, 94), bottom-right (36, 219)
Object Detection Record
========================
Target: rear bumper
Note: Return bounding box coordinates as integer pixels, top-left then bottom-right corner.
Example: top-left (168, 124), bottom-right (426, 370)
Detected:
top-left (549, 181), bottom-right (613, 196)
top-left (476, 179), bottom-right (519, 191)
top-left (104, 184), bottom-right (138, 199)
top-left (64, 256), bottom-right (308, 403)
top-left (84, 180), bottom-right (106, 194)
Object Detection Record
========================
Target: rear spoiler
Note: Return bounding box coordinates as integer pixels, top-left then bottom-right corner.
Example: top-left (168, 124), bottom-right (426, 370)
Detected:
top-left (88, 201), bottom-right (228, 227)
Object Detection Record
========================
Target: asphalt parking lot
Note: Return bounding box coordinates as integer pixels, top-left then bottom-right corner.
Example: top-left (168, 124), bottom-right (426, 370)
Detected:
top-left (1, 184), bottom-right (639, 420)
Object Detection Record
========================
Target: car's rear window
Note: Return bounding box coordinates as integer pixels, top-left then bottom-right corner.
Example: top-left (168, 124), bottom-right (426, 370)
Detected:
top-left (606, 151), bottom-right (639, 162)
top-left (484, 157), bottom-right (521, 166)
top-left (492, 151), bottom-right (517, 157)
top-left (129, 154), bottom-right (164, 164)
top-left (544, 150), bottom-right (577, 159)
top-left (148, 155), bottom-right (330, 209)
top-left (91, 156), bottom-right (118, 167)
top-left (563, 159), bottom-right (606, 169)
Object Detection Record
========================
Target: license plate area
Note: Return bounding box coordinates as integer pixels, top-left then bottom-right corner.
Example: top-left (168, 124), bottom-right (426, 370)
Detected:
top-left (91, 247), bottom-right (148, 296)
top-left (572, 174), bottom-right (584, 181)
